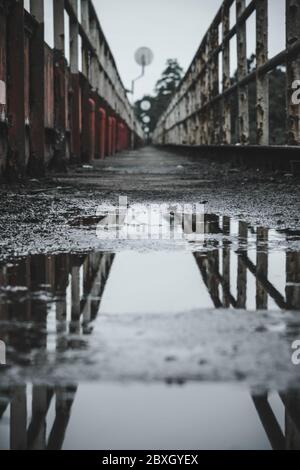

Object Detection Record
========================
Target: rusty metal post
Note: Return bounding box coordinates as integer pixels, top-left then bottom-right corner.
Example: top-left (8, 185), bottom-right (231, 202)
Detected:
top-left (222, 3), bottom-right (231, 144)
top-left (286, 0), bottom-right (300, 145)
top-left (29, 0), bottom-right (45, 176)
top-left (236, 0), bottom-right (249, 144)
top-left (206, 31), bottom-right (214, 144)
top-left (7, 0), bottom-right (25, 178)
top-left (210, 24), bottom-right (220, 143)
top-left (90, 17), bottom-right (99, 92)
top-left (52, 0), bottom-right (67, 170)
top-left (81, 75), bottom-right (90, 162)
top-left (81, 0), bottom-right (90, 77)
top-left (81, 0), bottom-right (90, 34)
top-left (53, 0), bottom-right (64, 53)
top-left (200, 40), bottom-right (208, 144)
top-left (256, 0), bottom-right (269, 145)
top-left (69, 0), bottom-right (80, 162)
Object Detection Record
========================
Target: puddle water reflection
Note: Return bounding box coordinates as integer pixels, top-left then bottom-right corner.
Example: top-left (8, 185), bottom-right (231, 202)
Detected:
top-left (0, 382), bottom-right (297, 450)
top-left (0, 214), bottom-right (300, 450)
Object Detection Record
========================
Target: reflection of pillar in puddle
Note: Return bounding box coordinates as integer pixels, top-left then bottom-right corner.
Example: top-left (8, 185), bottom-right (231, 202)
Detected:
top-left (54, 255), bottom-right (70, 349)
top-left (208, 250), bottom-right (222, 308)
top-left (256, 227), bottom-right (268, 310)
top-left (237, 221), bottom-right (248, 309)
top-left (71, 263), bottom-right (81, 333)
top-left (45, 255), bottom-right (55, 294)
top-left (0, 263), bottom-right (8, 321)
top-left (222, 217), bottom-right (231, 307)
top-left (282, 391), bottom-right (300, 450)
top-left (286, 252), bottom-right (300, 310)
top-left (47, 386), bottom-right (77, 450)
top-left (10, 385), bottom-right (27, 450)
top-left (28, 385), bottom-right (49, 450)
top-left (30, 255), bottom-right (48, 350)
top-left (55, 254), bottom-right (70, 322)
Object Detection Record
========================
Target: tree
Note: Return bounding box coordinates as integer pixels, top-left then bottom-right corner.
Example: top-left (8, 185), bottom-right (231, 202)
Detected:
top-left (135, 59), bottom-right (183, 136)
top-left (155, 59), bottom-right (183, 97)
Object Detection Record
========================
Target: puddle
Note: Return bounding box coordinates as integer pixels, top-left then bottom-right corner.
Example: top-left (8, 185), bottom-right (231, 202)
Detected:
top-left (0, 213), bottom-right (300, 449)
top-left (0, 382), bottom-right (296, 450)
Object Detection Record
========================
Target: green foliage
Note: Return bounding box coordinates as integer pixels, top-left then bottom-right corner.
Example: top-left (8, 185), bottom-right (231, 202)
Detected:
top-left (135, 59), bottom-right (183, 135)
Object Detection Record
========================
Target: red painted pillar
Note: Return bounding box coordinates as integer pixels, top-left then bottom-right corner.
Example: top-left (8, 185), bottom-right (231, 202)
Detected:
top-left (81, 76), bottom-right (90, 163)
top-left (111, 117), bottom-right (117, 155)
top-left (98, 107), bottom-right (106, 159)
top-left (107, 116), bottom-right (113, 156)
top-left (117, 122), bottom-right (123, 152)
top-left (88, 98), bottom-right (95, 162)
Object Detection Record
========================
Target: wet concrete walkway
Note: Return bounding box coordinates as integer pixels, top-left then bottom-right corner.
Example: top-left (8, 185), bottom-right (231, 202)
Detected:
top-left (0, 146), bottom-right (300, 449)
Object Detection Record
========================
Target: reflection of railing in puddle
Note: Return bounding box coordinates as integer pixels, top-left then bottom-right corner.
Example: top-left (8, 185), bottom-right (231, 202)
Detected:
top-left (252, 391), bottom-right (300, 450)
top-left (0, 251), bottom-right (115, 449)
top-left (193, 215), bottom-right (300, 311)
top-left (0, 252), bottom-right (115, 360)
top-left (1, 384), bottom-right (300, 450)
top-left (0, 384), bottom-right (76, 450)
top-left (0, 216), bottom-right (300, 449)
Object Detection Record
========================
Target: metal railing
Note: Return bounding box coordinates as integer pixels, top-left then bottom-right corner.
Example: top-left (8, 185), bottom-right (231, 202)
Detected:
top-left (0, 0), bottom-right (143, 178)
top-left (153, 0), bottom-right (300, 148)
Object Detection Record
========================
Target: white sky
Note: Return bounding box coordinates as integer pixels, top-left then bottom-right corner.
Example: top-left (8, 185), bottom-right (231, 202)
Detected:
top-left (25, 0), bottom-right (286, 102)
top-left (94, 0), bottom-right (286, 101)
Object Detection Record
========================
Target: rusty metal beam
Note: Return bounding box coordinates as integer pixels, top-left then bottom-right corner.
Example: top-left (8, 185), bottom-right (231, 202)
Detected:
top-left (7, 0), bottom-right (26, 178)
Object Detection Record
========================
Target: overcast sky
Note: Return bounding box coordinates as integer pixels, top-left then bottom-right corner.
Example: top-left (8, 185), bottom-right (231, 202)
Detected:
top-left (25, 0), bottom-right (286, 102)
top-left (93, 0), bottom-right (286, 102)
